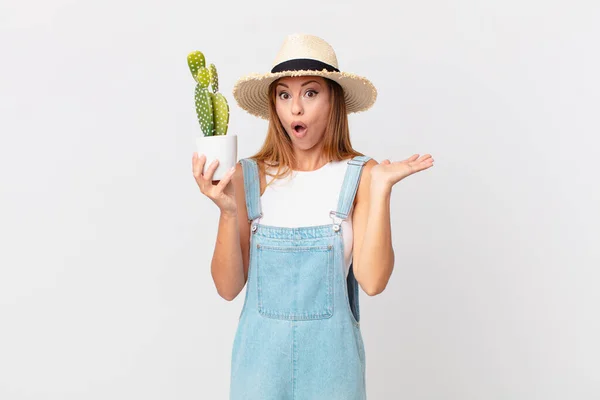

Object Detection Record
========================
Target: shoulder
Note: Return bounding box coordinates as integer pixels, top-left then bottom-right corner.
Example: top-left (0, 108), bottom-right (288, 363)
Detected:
top-left (362, 158), bottom-right (378, 172)
top-left (353, 157), bottom-right (378, 207)
top-left (234, 158), bottom-right (268, 197)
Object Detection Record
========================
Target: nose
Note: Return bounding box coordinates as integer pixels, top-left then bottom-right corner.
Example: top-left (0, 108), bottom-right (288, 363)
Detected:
top-left (291, 97), bottom-right (303, 115)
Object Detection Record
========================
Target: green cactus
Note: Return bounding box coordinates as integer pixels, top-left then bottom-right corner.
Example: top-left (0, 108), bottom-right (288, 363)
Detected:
top-left (212, 92), bottom-right (229, 135)
top-left (209, 63), bottom-right (218, 93)
top-left (197, 66), bottom-right (210, 88)
top-left (187, 51), bottom-right (229, 136)
top-left (195, 83), bottom-right (214, 136)
top-left (187, 51), bottom-right (205, 82)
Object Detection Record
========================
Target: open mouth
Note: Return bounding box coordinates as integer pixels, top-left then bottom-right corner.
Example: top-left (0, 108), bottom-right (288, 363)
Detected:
top-left (292, 122), bottom-right (307, 136)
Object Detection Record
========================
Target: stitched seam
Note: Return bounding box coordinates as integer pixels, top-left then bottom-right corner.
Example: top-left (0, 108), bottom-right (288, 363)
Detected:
top-left (292, 321), bottom-right (297, 400)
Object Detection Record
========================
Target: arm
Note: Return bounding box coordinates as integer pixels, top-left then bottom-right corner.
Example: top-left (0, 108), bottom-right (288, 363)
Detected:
top-left (210, 162), bottom-right (252, 301)
top-left (352, 159), bottom-right (395, 296)
top-left (352, 153), bottom-right (435, 295)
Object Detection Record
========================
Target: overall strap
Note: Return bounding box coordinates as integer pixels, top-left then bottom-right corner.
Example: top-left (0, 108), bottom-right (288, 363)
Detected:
top-left (331, 155), bottom-right (372, 324)
top-left (330, 155), bottom-right (372, 224)
top-left (239, 158), bottom-right (263, 222)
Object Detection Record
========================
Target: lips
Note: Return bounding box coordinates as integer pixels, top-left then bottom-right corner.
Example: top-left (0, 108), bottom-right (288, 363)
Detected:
top-left (291, 121), bottom-right (307, 137)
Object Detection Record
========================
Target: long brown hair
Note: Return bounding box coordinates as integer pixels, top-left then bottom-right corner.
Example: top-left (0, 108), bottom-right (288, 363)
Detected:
top-left (248, 77), bottom-right (364, 188)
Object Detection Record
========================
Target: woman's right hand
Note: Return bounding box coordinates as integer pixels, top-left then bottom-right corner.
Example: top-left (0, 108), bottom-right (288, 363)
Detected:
top-left (192, 152), bottom-right (237, 215)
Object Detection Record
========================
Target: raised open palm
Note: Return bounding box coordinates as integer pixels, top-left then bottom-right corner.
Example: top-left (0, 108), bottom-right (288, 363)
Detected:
top-left (371, 154), bottom-right (434, 188)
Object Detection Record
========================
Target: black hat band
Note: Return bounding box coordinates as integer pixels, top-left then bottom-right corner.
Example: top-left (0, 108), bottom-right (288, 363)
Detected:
top-left (271, 58), bottom-right (340, 73)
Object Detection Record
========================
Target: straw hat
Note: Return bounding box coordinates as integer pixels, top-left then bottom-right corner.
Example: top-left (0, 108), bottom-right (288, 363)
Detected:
top-left (232, 33), bottom-right (377, 120)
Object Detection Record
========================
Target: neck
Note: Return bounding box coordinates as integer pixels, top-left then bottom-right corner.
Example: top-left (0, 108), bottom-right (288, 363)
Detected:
top-left (292, 149), bottom-right (330, 171)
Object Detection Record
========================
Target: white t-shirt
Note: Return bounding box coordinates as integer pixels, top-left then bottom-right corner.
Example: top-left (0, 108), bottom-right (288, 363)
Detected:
top-left (256, 160), bottom-right (354, 277)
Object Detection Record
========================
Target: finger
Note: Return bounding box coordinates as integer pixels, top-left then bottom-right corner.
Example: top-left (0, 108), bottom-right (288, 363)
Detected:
top-left (192, 152), bottom-right (202, 174)
top-left (215, 166), bottom-right (236, 191)
top-left (420, 154), bottom-right (433, 164)
top-left (203, 159), bottom-right (220, 181)
top-left (193, 153), bottom-right (206, 179)
top-left (419, 158), bottom-right (434, 170)
top-left (192, 153), bottom-right (201, 177)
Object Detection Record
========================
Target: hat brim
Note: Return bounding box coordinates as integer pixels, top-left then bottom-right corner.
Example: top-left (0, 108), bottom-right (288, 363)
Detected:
top-left (232, 69), bottom-right (377, 120)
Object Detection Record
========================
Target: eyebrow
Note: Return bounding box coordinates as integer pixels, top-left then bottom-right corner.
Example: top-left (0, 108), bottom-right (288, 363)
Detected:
top-left (276, 80), bottom-right (321, 88)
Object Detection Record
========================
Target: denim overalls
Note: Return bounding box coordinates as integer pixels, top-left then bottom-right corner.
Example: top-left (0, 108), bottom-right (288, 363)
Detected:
top-left (230, 155), bottom-right (372, 400)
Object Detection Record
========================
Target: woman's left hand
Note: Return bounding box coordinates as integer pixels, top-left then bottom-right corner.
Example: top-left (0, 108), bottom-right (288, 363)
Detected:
top-left (370, 154), bottom-right (435, 191)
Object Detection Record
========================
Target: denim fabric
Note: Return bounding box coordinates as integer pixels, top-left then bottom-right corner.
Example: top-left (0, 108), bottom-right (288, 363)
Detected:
top-left (230, 155), bottom-right (371, 400)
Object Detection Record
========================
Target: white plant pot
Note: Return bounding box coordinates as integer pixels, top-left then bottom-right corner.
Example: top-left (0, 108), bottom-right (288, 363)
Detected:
top-left (196, 134), bottom-right (238, 181)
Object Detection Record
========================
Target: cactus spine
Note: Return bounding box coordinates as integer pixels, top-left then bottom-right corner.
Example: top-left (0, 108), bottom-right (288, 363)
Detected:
top-left (187, 51), bottom-right (229, 136)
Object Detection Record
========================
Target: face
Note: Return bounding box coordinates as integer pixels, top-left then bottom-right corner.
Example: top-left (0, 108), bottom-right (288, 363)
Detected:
top-left (274, 76), bottom-right (331, 150)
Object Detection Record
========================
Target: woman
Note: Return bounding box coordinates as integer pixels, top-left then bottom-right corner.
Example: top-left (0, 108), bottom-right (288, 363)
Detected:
top-left (192, 33), bottom-right (434, 399)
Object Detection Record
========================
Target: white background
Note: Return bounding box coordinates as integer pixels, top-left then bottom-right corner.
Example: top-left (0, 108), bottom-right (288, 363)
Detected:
top-left (1, 0), bottom-right (599, 398)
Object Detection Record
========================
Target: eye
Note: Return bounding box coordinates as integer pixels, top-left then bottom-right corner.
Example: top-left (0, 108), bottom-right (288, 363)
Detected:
top-left (305, 89), bottom-right (318, 98)
top-left (278, 91), bottom-right (290, 100)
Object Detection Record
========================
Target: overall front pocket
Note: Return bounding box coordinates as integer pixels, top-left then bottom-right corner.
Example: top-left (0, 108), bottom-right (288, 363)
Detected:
top-left (256, 243), bottom-right (334, 320)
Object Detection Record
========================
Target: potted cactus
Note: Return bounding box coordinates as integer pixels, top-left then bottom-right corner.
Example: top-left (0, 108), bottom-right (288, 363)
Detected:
top-left (188, 50), bottom-right (237, 180)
